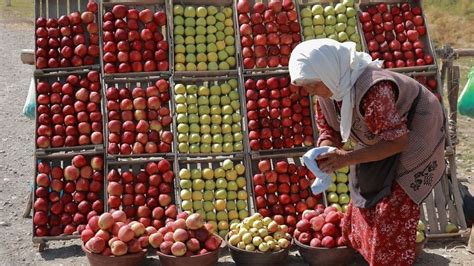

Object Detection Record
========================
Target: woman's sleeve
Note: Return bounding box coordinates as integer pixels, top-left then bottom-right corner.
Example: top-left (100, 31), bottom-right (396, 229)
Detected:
top-left (315, 100), bottom-right (342, 147)
top-left (361, 80), bottom-right (409, 141)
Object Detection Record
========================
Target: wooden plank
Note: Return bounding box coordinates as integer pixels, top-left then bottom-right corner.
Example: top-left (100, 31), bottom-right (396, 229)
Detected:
top-left (424, 190), bottom-right (440, 234)
top-left (441, 175), bottom-right (459, 226)
top-left (57, 0), bottom-right (67, 17)
top-left (433, 182), bottom-right (448, 231)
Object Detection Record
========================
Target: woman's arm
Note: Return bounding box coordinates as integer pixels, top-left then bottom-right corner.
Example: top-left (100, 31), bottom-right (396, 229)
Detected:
top-left (317, 81), bottom-right (409, 172)
top-left (315, 100), bottom-right (342, 148)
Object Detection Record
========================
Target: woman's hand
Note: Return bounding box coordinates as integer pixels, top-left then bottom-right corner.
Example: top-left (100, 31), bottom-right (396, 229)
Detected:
top-left (316, 149), bottom-right (353, 173)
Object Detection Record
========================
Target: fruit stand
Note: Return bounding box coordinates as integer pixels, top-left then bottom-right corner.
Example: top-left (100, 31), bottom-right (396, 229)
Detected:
top-left (28, 0), bottom-right (469, 263)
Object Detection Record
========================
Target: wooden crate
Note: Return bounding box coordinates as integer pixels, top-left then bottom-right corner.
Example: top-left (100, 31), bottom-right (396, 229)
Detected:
top-left (169, 0), bottom-right (240, 76)
top-left (105, 156), bottom-right (178, 226)
top-left (235, 0), bottom-right (303, 73)
top-left (101, 0), bottom-right (172, 77)
top-left (32, 151), bottom-right (105, 250)
top-left (170, 75), bottom-right (246, 157)
top-left (357, 0), bottom-right (438, 73)
top-left (239, 70), bottom-right (318, 156)
top-left (34, 0), bottom-right (101, 73)
top-left (176, 154), bottom-right (252, 238)
top-left (34, 68), bottom-right (105, 157)
top-left (102, 74), bottom-right (175, 159)
top-left (247, 152), bottom-right (327, 232)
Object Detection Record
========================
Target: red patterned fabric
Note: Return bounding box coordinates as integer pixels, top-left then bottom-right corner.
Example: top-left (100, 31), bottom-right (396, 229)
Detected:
top-left (342, 183), bottom-right (420, 265)
top-left (316, 81), bottom-right (418, 265)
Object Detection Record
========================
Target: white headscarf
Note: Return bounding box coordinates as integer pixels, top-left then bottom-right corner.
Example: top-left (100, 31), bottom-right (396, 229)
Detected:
top-left (289, 39), bottom-right (382, 142)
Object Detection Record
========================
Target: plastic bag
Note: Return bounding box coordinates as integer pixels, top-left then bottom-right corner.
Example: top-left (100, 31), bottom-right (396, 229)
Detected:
top-left (302, 146), bottom-right (336, 195)
top-left (458, 66), bottom-right (474, 118)
top-left (22, 78), bottom-right (36, 120)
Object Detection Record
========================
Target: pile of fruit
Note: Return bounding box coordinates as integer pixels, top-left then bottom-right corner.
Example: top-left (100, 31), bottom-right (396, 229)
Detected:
top-left (237, 0), bottom-right (301, 69)
top-left (36, 71), bottom-right (103, 149)
top-left (326, 167), bottom-right (350, 213)
top-left (227, 213), bottom-right (292, 252)
top-left (151, 213), bottom-right (222, 257)
top-left (107, 160), bottom-right (177, 227)
top-left (172, 4), bottom-right (236, 71)
top-left (102, 5), bottom-right (169, 73)
top-left (35, 1), bottom-right (99, 69)
top-left (299, 0), bottom-right (361, 49)
top-left (253, 159), bottom-right (322, 234)
top-left (359, 2), bottom-right (434, 69)
top-left (81, 211), bottom-right (150, 256)
top-left (34, 155), bottom-right (104, 236)
top-left (413, 74), bottom-right (441, 101)
top-left (245, 76), bottom-right (314, 150)
top-left (174, 79), bottom-right (243, 153)
top-left (105, 79), bottom-right (173, 155)
top-left (178, 159), bottom-right (249, 238)
top-left (416, 220), bottom-right (425, 244)
top-left (294, 206), bottom-right (346, 248)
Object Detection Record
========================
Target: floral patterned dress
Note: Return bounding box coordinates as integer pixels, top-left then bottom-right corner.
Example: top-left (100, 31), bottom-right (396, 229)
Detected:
top-left (316, 81), bottom-right (420, 265)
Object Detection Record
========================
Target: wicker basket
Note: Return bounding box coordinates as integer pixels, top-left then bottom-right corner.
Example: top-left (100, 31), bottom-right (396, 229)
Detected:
top-left (82, 245), bottom-right (147, 266)
top-left (156, 247), bottom-right (220, 266)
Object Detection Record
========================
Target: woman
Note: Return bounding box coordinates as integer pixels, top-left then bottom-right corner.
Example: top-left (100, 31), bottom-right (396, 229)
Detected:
top-left (289, 39), bottom-right (445, 265)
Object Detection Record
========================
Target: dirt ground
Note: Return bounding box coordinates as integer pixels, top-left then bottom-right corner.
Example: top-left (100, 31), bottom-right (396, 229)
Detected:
top-left (0, 3), bottom-right (473, 266)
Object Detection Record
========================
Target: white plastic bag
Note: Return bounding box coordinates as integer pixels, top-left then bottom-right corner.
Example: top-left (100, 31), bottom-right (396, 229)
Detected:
top-left (22, 78), bottom-right (35, 120)
top-left (303, 146), bottom-right (336, 195)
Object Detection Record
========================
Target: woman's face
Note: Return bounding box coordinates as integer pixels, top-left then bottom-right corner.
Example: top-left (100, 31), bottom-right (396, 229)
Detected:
top-left (302, 81), bottom-right (333, 98)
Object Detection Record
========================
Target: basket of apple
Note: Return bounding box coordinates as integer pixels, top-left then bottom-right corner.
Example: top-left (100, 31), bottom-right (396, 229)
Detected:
top-left (415, 220), bottom-right (427, 257)
top-left (225, 213), bottom-right (293, 266)
top-left (293, 206), bottom-right (355, 266)
top-left (151, 213), bottom-right (223, 266)
top-left (81, 211), bottom-right (151, 266)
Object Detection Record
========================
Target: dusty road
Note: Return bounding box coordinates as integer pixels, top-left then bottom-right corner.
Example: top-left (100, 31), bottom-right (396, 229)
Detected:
top-left (0, 4), bottom-right (472, 266)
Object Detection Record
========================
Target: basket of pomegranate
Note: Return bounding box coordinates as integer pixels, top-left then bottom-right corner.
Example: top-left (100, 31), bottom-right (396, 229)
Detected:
top-left (150, 213), bottom-right (223, 266)
top-left (81, 211), bottom-right (150, 266)
top-left (225, 213), bottom-right (293, 266)
top-left (294, 206), bottom-right (355, 266)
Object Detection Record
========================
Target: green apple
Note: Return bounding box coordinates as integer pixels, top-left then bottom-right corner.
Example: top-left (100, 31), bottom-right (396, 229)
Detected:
top-left (174, 25), bottom-right (184, 35)
top-left (198, 85), bottom-right (209, 96)
top-left (223, 7), bottom-right (232, 17)
top-left (227, 191), bottom-right (237, 200)
top-left (342, 204), bottom-right (349, 213)
top-left (301, 7), bottom-right (312, 18)
top-left (339, 193), bottom-right (350, 204)
top-left (335, 3), bottom-right (346, 14)
top-left (313, 25), bottom-right (325, 35)
top-left (417, 220), bottom-right (425, 232)
top-left (193, 179), bottom-right (205, 190)
top-left (221, 124), bottom-right (232, 134)
top-left (315, 34), bottom-right (326, 39)
top-left (175, 94), bottom-right (186, 104)
top-left (224, 17), bottom-right (233, 26)
top-left (337, 14), bottom-right (347, 23)
top-left (331, 203), bottom-right (342, 212)
top-left (174, 35), bottom-right (185, 45)
top-left (215, 22), bottom-right (225, 31)
top-left (338, 166), bottom-right (350, 174)
top-left (184, 6), bottom-right (195, 17)
top-left (220, 159), bottom-right (232, 170)
top-left (210, 105), bottom-right (221, 115)
top-left (221, 115), bottom-right (231, 125)
top-left (191, 169), bottom-right (202, 179)
top-left (225, 46), bottom-right (235, 56)
top-left (215, 12), bottom-right (225, 22)
top-left (175, 83), bottom-right (186, 94)
top-left (356, 43), bottom-right (362, 51)
top-left (180, 189), bottom-right (192, 200)
top-left (233, 132), bottom-right (243, 142)
top-left (188, 114), bottom-right (199, 124)
top-left (237, 190), bottom-right (248, 200)
top-left (189, 144), bottom-right (200, 153)
top-left (226, 57), bottom-right (236, 67)
top-left (187, 103), bottom-right (198, 113)
top-left (222, 142), bottom-right (233, 152)
top-left (338, 32), bottom-right (349, 42)
top-left (206, 15), bottom-right (216, 25)
top-left (312, 4), bottom-right (324, 15)
top-left (215, 31), bottom-right (225, 41)
top-left (174, 15), bottom-right (184, 25)
top-left (325, 15), bottom-right (336, 25)
top-left (327, 182), bottom-right (337, 192)
top-left (207, 52), bottom-right (218, 62)
top-left (198, 96), bottom-right (209, 106)
top-left (336, 183), bottom-right (349, 194)
top-left (175, 53), bottom-right (185, 63)
top-left (201, 124), bottom-right (211, 134)
top-left (445, 222), bottom-right (459, 233)
top-left (416, 231), bottom-right (425, 243)
top-left (196, 17), bottom-right (206, 26)
top-left (335, 22), bottom-right (346, 33)
top-left (239, 210), bottom-right (249, 220)
top-left (196, 6), bottom-right (207, 17)
top-left (327, 192), bottom-right (339, 203)
top-left (324, 5), bottom-right (335, 16)
top-left (196, 26), bottom-right (207, 36)
top-left (185, 26), bottom-right (196, 36)
top-left (193, 201), bottom-right (203, 211)
top-left (200, 144), bottom-right (211, 153)
top-left (180, 179), bottom-right (192, 189)
top-left (212, 143), bottom-right (222, 153)
top-left (214, 199), bottom-right (226, 211)
top-left (227, 181), bottom-right (238, 191)
top-left (200, 114), bottom-right (211, 125)
top-left (223, 133), bottom-right (233, 143)
top-left (231, 123), bottom-right (241, 133)
top-left (203, 191), bottom-right (214, 201)
top-left (179, 168), bottom-right (191, 179)
top-left (218, 50), bottom-right (229, 61)
top-left (184, 36), bottom-right (195, 44)
top-left (232, 113), bottom-right (241, 123)
top-left (181, 200), bottom-right (193, 211)
top-left (226, 201), bottom-right (236, 210)
top-left (175, 44), bottom-right (186, 54)
top-left (217, 211), bottom-right (228, 221)
top-left (178, 143), bottom-right (189, 152)
top-left (201, 134), bottom-right (212, 144)
top-left (233, 142), bottom-right (243, 151)
top-left (189, 133), bottom-right (200, 143)
top-left (214, 167), bottom-right (225, 178)
top-left (230, 100), bottom-right (240, 111)
top-left (303, 27), bottom-right (314, 37)
top-left (212, 134), bottom-right (223, 144)
top-left (216, 178), bottom-right (227, 189)
top-left (346, 25), bottom-right (356, 35)
top-left (206, 34), bottom-right (217, 43)
top-left (208, 62), bottom-right (218, 71)
top-left (177, 123), bottom-right (189, 133)
top-left (206, 211), bottom-right (216, 221)
top-left (328, 34), bottom-right (338, 41)
top-left (205, 180), bottom-right (215, 191)
top-left (186, 84), bottom-right (197, 94)
top-left (191, 191), bottom-right (202, 201)
top-left (196, 44), bottom-right (206, 54)
top-left (185, 17), bottom-right (196, 27)
top-left (186, 54), bottom-right (196, 64)
top-left (215, 189), bottom-right (227, 199)
top-left (324, 25), bottom-right (335, 35)
top-left (186, 44), bottom-right (196, 54)
top-left (208, 5), bottom-right (218, 16)
top-left (228, 79), bottom-right (238, 89)
top-left (302, 17), bottom-right (313, 27)
top-left (336, 173), bottom-right (348, 183)
top-left (330, 172), bottom-right (337, 182)
top-left (313, 14), bottom-right (325, 25)
top-left (210, 124), bottom-right (221, 134)
top-left (207, 25), bottom-right (217, 34)
top-left (343, 0), bottom-right (354, 6)
top-left (186, 62), bottom-right (196, 71)
top-left (235, 163), bottom-right (245, 175)
top-left (305, 35), bottom-right (315, 40)
top-left (347, 17), bottom-right (356, 26)
top-left (174, 5), bottom-right (184, 15)
top-left (346, 7), bottom-right (356, 18)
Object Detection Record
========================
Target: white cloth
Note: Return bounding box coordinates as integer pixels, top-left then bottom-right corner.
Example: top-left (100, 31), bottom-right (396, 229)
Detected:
top-left (289, 39), bottom-right (382, 142)
top-left (303, 146), bottom-right (336, 195)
